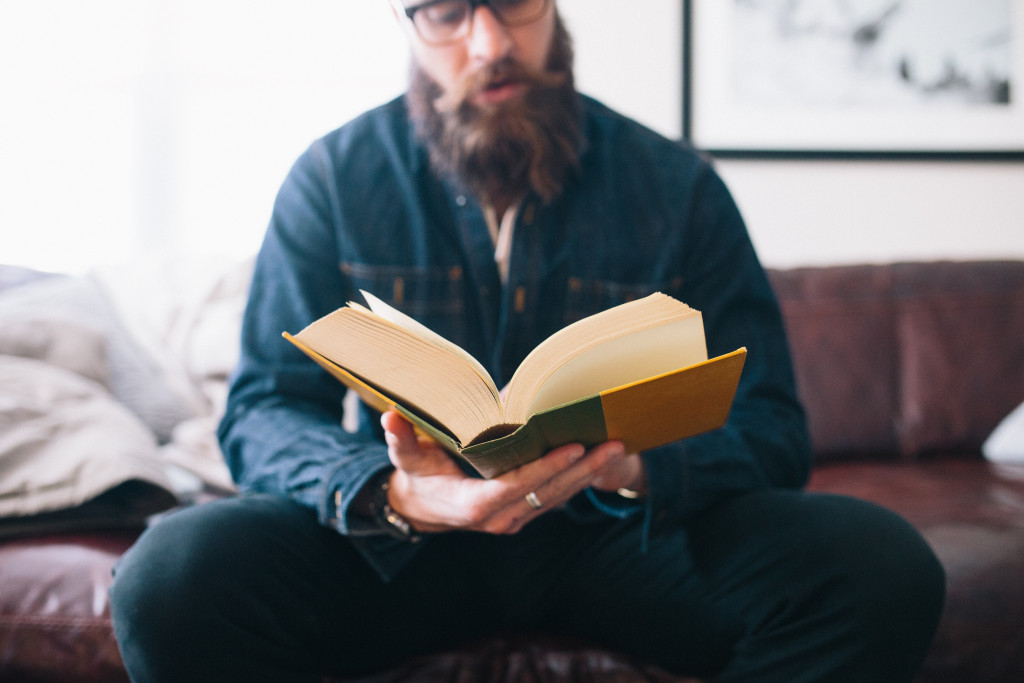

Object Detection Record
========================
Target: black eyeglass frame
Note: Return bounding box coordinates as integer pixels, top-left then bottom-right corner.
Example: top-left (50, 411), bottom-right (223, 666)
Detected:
top-left (397, 0), bottom-right (551, 43)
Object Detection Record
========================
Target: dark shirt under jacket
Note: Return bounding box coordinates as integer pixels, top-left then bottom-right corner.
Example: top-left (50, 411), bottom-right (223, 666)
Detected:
top-left (217, 94), bottom-right (811, 581)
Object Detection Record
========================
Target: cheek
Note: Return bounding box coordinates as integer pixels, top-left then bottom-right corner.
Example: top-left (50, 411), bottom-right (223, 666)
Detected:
top-left (411, 44), bottom-right (466, 95)
top-left (517, 18), bottom-right (556, 71)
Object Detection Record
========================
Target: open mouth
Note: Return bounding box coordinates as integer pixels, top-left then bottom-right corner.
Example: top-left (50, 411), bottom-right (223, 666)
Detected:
top-left (475, 78), bottom-right (525, 104)
top-left (486, 77), bottom-right (514, 91)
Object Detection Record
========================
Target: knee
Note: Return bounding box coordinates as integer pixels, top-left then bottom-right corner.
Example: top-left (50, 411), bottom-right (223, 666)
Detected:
top-left (110, 511), bottom-right (203, 678)
top-left (826, 495), bottom-right (945, 617)
top-left (110, 496), bottom-right (305, 674)
top-left (811, 495), bottom-right (946, 673)
top-left (110, 505), bottom-right (230, 651)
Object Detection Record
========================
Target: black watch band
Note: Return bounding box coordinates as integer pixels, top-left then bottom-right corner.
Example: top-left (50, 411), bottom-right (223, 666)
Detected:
top-left (370, 471), bottom-right (420, 542)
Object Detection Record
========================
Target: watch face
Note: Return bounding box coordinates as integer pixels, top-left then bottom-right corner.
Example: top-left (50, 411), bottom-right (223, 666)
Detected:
top-left (382, 504), bottom-right (413, 538)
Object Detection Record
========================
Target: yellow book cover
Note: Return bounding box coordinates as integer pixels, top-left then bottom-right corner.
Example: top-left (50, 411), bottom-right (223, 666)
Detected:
top-left (284, 292), bottom-right (745, 478)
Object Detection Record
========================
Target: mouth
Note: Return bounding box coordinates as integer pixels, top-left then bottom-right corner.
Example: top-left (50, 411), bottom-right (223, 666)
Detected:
top-left (472, 78), bottom-right (527, 106)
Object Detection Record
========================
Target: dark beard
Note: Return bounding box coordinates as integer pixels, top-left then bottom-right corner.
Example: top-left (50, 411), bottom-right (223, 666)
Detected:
top-left (407, 13), bottom-right (581, 212)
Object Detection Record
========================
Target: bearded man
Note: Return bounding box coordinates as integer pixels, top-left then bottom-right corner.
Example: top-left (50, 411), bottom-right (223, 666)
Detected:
top-left (110, 2), bottom-right (944, 681)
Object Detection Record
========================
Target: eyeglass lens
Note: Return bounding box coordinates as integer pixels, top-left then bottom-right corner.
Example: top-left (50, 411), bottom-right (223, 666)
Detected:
top-left (409, 0), bottom-right (548, 44)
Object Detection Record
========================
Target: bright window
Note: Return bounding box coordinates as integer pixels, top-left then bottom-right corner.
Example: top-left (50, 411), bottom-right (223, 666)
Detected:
top-left (1, 1), bottom-right (407, 272)
top-left (1, 1), bottom-right (680, 273)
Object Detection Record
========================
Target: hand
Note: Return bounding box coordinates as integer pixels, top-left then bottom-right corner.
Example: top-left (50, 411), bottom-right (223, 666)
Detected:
top-left (590, 451), bottom-right (647, 497)
top-left (380, 410), bottom-right (633, 535)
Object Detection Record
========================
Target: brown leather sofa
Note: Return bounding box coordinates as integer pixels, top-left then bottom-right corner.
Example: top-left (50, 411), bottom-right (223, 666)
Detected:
top-left (2, 260), bottom-right (1023, 682)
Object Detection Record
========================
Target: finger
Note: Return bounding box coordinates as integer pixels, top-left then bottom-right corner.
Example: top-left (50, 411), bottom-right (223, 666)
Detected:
top-left (462, 441), bottom-right (616, 536)
top-left (381, 410), bottom-right (456, 475)
top-left (527, 441), bottom-right (628, 508)
top-left (478, 442), bottom-right (579, 507)
top-left (381, 411), bottom-right (427, 468)
top-left (381, 410), bottom-right (417, 450)
top-left (501, 441), bottom-right (585, 484)
top-left (479, 441), bottom-right (623, 533)
top-left (444, 442), bottom-right (580, 534)
top-left (589, 451), bottom-right (644, 492)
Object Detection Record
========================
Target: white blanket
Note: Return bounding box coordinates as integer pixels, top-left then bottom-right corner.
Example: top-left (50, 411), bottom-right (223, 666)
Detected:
top-left (0, 355), bottom-right (171, 517)
top-left (0, 256), bottom-right (249, 520)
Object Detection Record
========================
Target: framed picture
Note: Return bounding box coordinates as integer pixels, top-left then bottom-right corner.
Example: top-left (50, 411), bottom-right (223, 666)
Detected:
top-left (683, 0), bottom-right (1024, 159)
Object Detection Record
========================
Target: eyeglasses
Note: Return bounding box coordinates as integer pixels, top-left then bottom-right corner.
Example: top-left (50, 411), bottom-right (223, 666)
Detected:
top-left (395, 0), bottom-right (551, 46)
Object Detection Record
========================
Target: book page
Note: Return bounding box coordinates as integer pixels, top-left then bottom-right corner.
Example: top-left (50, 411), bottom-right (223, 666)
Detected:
top-left (292, 304), bottom-right (502, 444)
top-left (502, 293), bottom-right (706, 422)
top-left (514, 316), bottom-right (707, 420)
top-left (360, 290), bottom-right (499, 403)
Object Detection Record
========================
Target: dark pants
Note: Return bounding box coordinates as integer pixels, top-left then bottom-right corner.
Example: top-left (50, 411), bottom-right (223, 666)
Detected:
top-left (110, 490), bottom-right (944, 683)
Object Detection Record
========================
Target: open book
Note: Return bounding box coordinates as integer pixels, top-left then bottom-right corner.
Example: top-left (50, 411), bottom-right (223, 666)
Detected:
top-left (284, 291), bottom-right (746, 478)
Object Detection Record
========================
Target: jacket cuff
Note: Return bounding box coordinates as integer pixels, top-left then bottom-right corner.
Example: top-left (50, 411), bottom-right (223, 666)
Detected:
top-left (321, 447), bottom-right (427, 582)
top-left (584, 488), bottom-right (646, 519)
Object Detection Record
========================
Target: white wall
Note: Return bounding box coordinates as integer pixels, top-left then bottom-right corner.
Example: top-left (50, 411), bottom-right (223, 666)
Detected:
top-left (562, 1), bottom-right (1024, 269)
top-left (714, 160), bottom-right (1024, 268)
top-left (2, 1), bottom-right (1020, 272)
top-left (561, 0), bottom-right (682, 143)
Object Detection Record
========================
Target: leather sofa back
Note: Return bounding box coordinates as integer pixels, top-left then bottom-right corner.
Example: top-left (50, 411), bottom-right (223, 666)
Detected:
top-left (768, 261), bottom-right (1024, 462)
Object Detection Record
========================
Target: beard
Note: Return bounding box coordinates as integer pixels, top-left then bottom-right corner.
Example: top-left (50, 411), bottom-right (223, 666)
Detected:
top-left (406, 13), bottom-right (581, 212)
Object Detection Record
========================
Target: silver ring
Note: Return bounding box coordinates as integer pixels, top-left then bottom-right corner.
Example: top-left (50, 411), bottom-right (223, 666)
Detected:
top-left (525, 491), bottom-right (543, 510)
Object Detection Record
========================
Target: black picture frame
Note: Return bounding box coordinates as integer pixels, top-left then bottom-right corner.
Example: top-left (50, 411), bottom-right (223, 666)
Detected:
top-left (682, 0), bottom-right (1024, 160)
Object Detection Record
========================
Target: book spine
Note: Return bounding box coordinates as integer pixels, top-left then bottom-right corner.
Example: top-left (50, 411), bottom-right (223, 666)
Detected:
top-left (461, 395), bottom-right (608, 478)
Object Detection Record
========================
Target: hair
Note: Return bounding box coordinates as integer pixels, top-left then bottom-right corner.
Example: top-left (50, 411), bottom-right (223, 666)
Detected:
top-left (406, 11), bottom-right (581, 211)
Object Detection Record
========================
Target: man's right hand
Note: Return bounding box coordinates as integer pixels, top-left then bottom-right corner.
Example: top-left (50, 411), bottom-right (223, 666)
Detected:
top-left (380, 410), bottom-right (628, 536)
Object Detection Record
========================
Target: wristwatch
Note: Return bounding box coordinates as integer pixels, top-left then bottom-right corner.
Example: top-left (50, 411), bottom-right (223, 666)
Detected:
top-left (369, 471), bottom-right (421, 542)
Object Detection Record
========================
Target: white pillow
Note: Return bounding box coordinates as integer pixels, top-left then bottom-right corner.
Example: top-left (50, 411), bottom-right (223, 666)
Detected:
top-left (0, 275), bottom-right (205, 442)
top-left (983, 401), bottom-right (1024, 463)
top-left (0, 315), bottom-right (108, 386)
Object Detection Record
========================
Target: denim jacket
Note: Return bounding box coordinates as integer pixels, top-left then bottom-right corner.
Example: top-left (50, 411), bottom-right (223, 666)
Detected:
top-left (218, 95), bottom-right (811, 581)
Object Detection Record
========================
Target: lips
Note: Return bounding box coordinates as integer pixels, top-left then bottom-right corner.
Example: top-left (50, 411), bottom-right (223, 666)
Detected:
top-left (486, 76), bottom-right (514, 91)
top-left (474, 77), bottom-right (526, 105)
top-left (435, 58), bottom-right (555, 113)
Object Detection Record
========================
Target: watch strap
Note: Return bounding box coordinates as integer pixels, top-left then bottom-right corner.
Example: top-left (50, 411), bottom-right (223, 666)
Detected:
top-left (369, 470), bottom-right (421, 542)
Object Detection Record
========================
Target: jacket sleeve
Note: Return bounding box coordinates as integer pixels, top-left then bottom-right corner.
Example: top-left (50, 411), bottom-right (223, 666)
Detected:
top-left (588, 159), bottom-right (812, 540)
top-left (217, 141), bottom-right (422, 581)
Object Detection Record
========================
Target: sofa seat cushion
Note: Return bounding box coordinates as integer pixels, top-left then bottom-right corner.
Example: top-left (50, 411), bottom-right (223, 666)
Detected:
top-left (808, 457), bottom-right (1024, 683)
top-left (0, 532), bottom-right (134, 683)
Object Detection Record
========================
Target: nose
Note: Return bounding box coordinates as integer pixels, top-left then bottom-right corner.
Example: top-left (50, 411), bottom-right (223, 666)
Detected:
top-left (466, 6), bottom-right (514, 63)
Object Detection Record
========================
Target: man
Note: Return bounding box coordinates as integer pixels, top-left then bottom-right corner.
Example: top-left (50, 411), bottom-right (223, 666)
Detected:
top-left (110, 1), bottom-right (945, 681)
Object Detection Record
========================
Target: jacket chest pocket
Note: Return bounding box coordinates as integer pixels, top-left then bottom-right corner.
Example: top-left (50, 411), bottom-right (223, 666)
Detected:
top-left (340, 262), bottom-right (468, 343)
top-left (563, 276), bottom-right (684, 326)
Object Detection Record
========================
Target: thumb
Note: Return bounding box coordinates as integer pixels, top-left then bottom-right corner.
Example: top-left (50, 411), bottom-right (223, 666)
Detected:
top-left (381, 410), bottom-right (452, 475)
